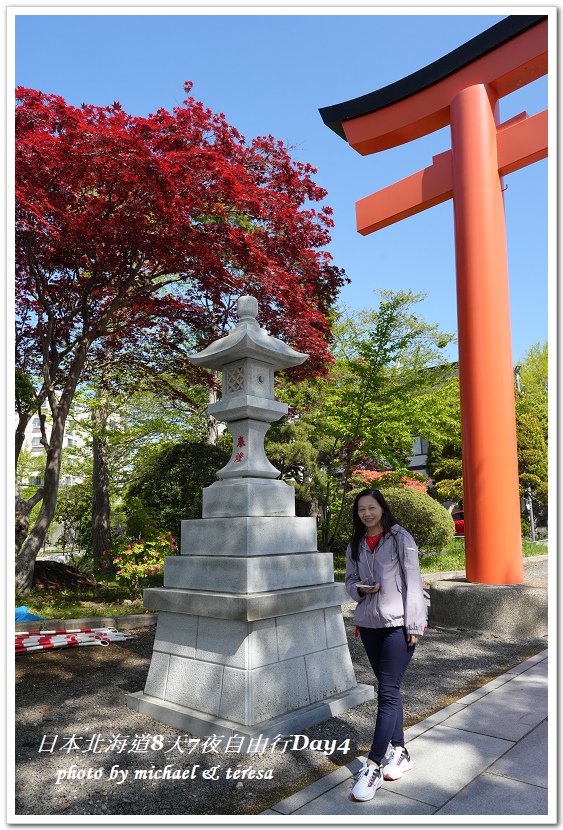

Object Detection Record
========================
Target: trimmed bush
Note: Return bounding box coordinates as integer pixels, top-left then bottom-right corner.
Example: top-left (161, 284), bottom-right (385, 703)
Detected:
top-left (379, 485), bottom-right (455, 552)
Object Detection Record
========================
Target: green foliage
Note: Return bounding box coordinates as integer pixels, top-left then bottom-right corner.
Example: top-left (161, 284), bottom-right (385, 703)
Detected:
top-left (426, 434), bottom-right (464, 506)
top-left (15, 369), bottom-right (37, 414)
top-left (68, 382), bottom-right (211, 495)
top-left (514, 341), bottom-right (548, 527)
top-left (123, 495), bottom-right (159, 540)
top-left (515, 342), bottom-right (548, 442)
top-left (516, 409), bottom-right (548, 523)
top-left (16, 445), bottom-right (45, 494)
top-left (126, 440), bottom-right (230, 538)
top-left (265, 415), bottom-right (326, 509)
top-left (54, 482), bottom-right (93, 552)
top-left (378, 485), bottom-right (455, 551)
top-left (315, 292), bottom-right (458, 470)
top-left (111, 531), bottom-right (177, 594)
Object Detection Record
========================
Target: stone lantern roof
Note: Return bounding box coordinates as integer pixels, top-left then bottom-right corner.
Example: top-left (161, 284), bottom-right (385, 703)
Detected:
top-left (189, 296), bottom-right (308, 372)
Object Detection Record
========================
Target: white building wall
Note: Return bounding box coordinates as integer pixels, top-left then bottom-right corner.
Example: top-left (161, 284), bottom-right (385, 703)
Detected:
top-left (21, 413), bottom-right (87, 487)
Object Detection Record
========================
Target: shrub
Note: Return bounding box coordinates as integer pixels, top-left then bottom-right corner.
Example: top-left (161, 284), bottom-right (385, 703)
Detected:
top-left (352, 469), bottom-right (429, 492)
top-left (378, 485), bottom-right (455, 552)
top-left (111, 531), bottom-right (177, 594)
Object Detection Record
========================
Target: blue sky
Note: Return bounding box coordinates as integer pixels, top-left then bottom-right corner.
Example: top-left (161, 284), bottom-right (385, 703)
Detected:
top-left (14, 10), bottom-right (549, 364)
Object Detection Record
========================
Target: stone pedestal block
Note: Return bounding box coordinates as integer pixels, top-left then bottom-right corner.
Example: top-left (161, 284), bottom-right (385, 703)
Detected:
top-left (180, 516), bottom-right (318, 555)
top-left (202, 478), bottom-right (296, 518)
top-left (143, 583), bottom-right (349, 621)
top-left (163, 551), bottom-right (334, 593)
top-left (129, 605), bottom-right (372, 736)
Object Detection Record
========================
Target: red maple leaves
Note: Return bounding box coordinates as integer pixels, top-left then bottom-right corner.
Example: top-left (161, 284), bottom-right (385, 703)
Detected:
top-left (16, 82), bottom-right (347, 379)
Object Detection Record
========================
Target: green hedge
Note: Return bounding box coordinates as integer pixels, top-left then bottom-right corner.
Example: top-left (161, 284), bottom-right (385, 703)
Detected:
top-left (379, 485), bottom-right (455, 552)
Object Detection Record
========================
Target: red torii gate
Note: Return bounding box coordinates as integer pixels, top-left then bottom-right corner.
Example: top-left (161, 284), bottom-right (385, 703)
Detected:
top-left (320, 15), bottom-right (548, 585)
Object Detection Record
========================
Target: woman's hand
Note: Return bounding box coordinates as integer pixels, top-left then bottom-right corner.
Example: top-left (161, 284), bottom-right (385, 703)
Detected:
top-left (358, 582), bottom-right (380, 593)
top-left (407, 633), bottom-right (420, 645)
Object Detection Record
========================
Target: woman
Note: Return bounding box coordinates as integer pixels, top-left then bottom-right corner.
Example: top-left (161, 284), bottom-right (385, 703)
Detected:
top-left (345, 488), bottom-right (427, 802)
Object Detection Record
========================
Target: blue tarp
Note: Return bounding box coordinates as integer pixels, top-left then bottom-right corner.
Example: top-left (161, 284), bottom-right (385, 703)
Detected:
top-left (15, 606), bottom-right (44, 622)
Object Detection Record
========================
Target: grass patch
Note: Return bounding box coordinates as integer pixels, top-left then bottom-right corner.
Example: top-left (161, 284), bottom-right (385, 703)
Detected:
top-left (15, 579), bottom-right (153, 620)
top-left (333, 537), bottom-right (547, 582)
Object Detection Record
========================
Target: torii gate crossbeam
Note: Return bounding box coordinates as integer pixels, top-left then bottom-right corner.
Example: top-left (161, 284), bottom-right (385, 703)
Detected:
top-left (320, 15), bottom-right (548, 585)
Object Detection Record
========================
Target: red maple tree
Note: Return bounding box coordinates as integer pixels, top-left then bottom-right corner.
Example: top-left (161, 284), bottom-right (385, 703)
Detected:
top-left (15, 83), bottom-right (346, 591)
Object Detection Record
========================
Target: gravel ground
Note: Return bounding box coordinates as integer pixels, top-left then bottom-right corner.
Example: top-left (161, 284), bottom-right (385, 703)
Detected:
top-left (15, 561), bottom-right (548, 818)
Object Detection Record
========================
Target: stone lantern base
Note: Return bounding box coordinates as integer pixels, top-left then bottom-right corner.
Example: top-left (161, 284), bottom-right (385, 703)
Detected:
top-left (127, 516), bottom-right (373, 738)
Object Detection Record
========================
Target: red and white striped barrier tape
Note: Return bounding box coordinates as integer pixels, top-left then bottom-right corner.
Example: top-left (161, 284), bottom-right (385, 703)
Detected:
top-left (16, 627), bottom-right (119, 636)
top-left (15, 627), bottom-right (132, 656)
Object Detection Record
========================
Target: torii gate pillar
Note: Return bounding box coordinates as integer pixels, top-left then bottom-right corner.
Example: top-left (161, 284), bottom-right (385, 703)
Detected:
top-left (450, 84), bottom-right (521, 582)
top-left (320, 15), bottom-right (548, 584)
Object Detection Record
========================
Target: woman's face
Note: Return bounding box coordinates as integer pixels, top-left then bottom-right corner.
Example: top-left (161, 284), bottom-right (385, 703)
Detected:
top-left (357, 495), bottom-right (384, 532)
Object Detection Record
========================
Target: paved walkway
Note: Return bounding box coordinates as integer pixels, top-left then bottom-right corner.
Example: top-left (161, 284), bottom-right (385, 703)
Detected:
top-left (263, 649), bottom-right (550, 818)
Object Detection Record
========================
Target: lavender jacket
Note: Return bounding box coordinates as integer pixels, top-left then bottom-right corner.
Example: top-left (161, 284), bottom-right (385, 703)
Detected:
top-left (345, 524), bottom-right (427, 636)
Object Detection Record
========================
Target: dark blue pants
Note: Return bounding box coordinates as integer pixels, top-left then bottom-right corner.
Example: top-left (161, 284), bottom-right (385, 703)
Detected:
top-left (359, 626), bottom-right (415, 765)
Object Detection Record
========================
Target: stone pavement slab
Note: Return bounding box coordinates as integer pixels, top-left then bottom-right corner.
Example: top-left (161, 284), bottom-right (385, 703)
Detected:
top-left (487, 719), bottom-right (548, 787)
top-left (442, 660), bottom-right (547, 741)
top-left (270, 757), bottom-right (365, 815)
top-left (435, 772), bottom-right (548, 815)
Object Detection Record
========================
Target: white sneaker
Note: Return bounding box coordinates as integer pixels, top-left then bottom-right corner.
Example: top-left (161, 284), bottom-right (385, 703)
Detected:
top-left (382, 743), bottom-right (394, 765)
top-left (351, 763), bottom-right (383, 801)
top-left (382, 746), bottom-right (413, 780)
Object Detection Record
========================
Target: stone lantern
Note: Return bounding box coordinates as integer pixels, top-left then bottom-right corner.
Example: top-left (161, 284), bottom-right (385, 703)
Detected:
top-left (128, 296), bottom-right (372, 737)
top-left (194, 294), bottom-right (306, 518)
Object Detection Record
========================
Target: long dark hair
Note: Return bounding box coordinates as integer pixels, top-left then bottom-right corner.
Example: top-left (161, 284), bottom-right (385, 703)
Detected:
top-left (350, 488), bottom-right (399, 562)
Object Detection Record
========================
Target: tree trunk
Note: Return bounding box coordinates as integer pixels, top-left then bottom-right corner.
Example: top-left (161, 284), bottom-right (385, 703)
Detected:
top-left (327, 477), bottom-right (352, 551)
top-left (15, 495), bottom-right (30, 555)
top-left (15, 490), bottom-right (43, 556)
top-left (15, 412), bottom-right (32, 468)
top-left (207, 379), bottom-right (219, 446)
top-left (15, 412), bottom-right (66, 592)
top-left (91, 400), bottom-right (112, 571)
top-left (14, 345), bottom-right (89, 593)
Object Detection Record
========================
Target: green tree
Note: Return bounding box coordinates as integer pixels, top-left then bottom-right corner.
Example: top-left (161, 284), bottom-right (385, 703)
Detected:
top-left (54, 482), bottom-right (93, 554)
top-left (60, 370), bottom-right (212, 570)
top-left (426, 429), bottom-right (464, 507)
top-left (515, 342), bottom-right (548, 441)
top-left (268, 291), bottom-right (458, 549)
top-left (125, 441), bottom-right (230, 540)
top-left (514, 342), bottom-right (548, 527)
top-left (263, 416), bottom-right (325, 516)
top-left (516, 409), bottom-right (548, 525)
